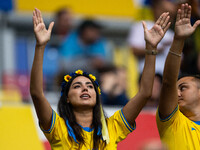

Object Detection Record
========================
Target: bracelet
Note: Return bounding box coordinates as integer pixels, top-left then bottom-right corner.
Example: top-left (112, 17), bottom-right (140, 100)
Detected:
top-left (145, 49), bottom-right (158, 55)
top-left (169, 51), bottom-right (182, 57)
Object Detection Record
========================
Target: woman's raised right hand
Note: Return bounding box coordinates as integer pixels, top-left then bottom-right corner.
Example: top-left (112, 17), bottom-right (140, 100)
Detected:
top-left (33, 8), bottom-right (54, 47)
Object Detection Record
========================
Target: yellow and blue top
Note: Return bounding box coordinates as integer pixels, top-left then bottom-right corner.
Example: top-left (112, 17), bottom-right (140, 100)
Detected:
top-left (156, 106), bottom-right (200, 150)
top-left (41, 109), bottom-right (135, 150)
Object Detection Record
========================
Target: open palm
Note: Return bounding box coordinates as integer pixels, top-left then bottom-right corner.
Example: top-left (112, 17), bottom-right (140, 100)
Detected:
top-left (175, 3), bottom-right (200, 39)
top-left (143, 12), bottom-right (171, 48)
top-left (33, 8), bottom-right (54, 46)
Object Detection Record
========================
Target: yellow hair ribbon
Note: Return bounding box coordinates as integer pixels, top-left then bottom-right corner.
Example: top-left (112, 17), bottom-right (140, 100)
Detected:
top-left (100, 105), bottom-right (110, 144)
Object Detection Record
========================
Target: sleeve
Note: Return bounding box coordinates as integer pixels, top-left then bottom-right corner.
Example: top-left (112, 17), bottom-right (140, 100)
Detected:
top-left (107, 109), bottom-right (136, 143)
top-left (156, 105), bottom-right (179, 136)
top-left (39, 109), bottom-right (68, 144)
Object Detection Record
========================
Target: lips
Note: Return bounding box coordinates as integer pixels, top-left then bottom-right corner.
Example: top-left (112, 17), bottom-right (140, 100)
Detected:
top-left (80, 93), bottom-right (91, 99)
top-left (178, 98), bottom-right (183, 103)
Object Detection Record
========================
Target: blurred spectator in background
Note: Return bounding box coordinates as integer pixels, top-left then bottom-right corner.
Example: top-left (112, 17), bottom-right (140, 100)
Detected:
top-left (53, 7), bottom-right (73, 39)
top-left (40, 7), bottom-right (73, 91)
top-left (139, 74), bottom-right (162, 109)
top-left (128, 0), bottom-right (177, 75)
top-left (50, 7), bottom-right (73, 48)
top-left (59, 19), bottom-right (111, 73)
top-left (99, 65), bottom-right (129, 106)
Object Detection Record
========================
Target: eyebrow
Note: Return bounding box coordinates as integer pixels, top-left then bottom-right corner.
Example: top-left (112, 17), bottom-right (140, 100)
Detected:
top-left (72, 81), bottom-right (93, 86)
top-left (178, 82), bottom-right (187, 88)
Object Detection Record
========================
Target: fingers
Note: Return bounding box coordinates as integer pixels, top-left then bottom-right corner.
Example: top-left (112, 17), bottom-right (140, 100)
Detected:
top-left (161, 13), bottom-right (170, 31)
top-left (160, 12), bottom-right (169, 27)
top-left (35, 8), bottom-right (39, 22)
top-left (156, 12), bottom-right (169, 27)
top-left (176, 9), bottom-right (181, 22)
top-left (184, 3), bottom-right (188, 18)
top-left (178, 3), bottom-right (191, 20)
top-left (33, 8), bottom-right (43, 26)
top-left (37, 8), bottom-right (44, 24)
top-left (156, 12), bottom-right (170, 32)
top-left (142, 21), bottom-right (147, 31)
top-left (33, 10), bottom-right (37, 29)
top-left (155, 13), bottom-right (165, 25)
top-left (48, 22), bottom-right (54, 34)
top-left (192, 20), bottom-right (200, 29)
top-left (180, 4), bottom-right (185, 19)
top-left (33, 9), bottom-right (38, 26)
top-left (187, 5), bottom-right (191, 19)
top-left (35, 8), bottom-right (42, 24)
top-left (163, 22), bottom-right (171, 33)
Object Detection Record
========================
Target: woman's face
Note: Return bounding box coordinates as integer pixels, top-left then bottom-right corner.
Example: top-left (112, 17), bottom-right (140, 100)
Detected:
top-left (67, 76), bottom-right (97, 109)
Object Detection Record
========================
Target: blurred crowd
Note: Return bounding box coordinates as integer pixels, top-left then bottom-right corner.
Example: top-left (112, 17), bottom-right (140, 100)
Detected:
top-left (0, 0), bottom-right (200, 109)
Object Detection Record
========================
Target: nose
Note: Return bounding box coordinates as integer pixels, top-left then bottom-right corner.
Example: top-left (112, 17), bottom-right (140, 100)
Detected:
top-left (177, 89), bottom-right (181, 97)
top-left (82, 85), bottom-right (88, 92)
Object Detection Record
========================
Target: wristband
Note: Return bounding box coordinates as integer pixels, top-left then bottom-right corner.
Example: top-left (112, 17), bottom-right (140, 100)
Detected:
top-left (169, 51), bottom-right (182, 57)
top-left (145, 49), bottom-right (158, 55)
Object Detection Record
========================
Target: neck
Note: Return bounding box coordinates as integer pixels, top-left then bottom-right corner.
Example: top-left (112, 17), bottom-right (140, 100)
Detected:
top-left (73, 108), bottom-right (93, 128)
top-left (183, 106), bottom-right (200, 121)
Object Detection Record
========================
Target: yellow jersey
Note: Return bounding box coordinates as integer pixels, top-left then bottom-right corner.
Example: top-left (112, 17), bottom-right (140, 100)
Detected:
top-left (156, 106), bottom-right (200, 150)
top-left (41, 109), bottom-right (135, 150)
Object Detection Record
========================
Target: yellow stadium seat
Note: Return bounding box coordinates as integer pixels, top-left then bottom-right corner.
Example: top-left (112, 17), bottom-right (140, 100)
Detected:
top-left (0, 104), bottom-right (44, 150)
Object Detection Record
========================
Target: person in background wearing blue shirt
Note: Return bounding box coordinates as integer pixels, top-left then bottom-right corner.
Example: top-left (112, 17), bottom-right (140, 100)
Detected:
top-left (59, 19), bottom-right (109, 73)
